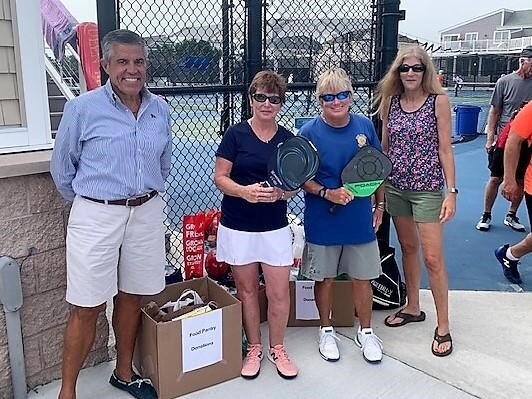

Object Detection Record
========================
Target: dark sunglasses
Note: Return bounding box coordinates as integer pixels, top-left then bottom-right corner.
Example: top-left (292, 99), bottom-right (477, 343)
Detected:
top-left (398, 63), bottom-right (426, 73)
top-left (252, 93), bottom-right (282, 104)
top-left (319, 91), bottom-right (351, 102)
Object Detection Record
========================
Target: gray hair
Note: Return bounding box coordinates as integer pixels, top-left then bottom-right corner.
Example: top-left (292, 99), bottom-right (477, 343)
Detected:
top-left (101, 29), bottom-right (147, 61)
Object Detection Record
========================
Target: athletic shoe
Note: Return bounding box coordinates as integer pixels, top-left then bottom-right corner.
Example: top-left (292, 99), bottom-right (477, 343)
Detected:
top-left (267, 345), bottom-right (298, 379)
top-left (354, 327), bottom-right (383, 364)
top-left (318, 326), bottom-right (340, 361)
top-left (504, 214), bottom-right (526, 232)
top-left (109, 371), bottom-right (157, 399)
top-left (494, 244), bottom-right (522, 284)
top-left (476, 213), bottom-right (491, 231)
top-left (241, 343), bottom-right (263, 379)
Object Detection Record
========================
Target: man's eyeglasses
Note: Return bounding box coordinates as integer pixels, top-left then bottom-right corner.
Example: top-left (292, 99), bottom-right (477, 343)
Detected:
top-left (398, 64), bottom-right (426, 73)
top-left (319, 91), bottom-right (351, 102)
top-left (252, 93), bottom-right (282, 104)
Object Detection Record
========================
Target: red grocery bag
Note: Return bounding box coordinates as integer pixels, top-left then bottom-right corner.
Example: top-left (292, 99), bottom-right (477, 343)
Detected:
top-left (182, 209), bottom-right (221, 280)
top-left (183, 212), bottom-right (207, 279)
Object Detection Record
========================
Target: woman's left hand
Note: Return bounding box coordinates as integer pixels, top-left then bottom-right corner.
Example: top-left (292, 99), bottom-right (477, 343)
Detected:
top-left (372, 207), bottom-right (384, 232)
top-left (439, 194), bottom-right (456, 223)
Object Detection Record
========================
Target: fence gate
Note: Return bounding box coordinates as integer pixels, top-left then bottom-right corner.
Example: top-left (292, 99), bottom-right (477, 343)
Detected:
top-left (104, 0), bottom-right (385, 270)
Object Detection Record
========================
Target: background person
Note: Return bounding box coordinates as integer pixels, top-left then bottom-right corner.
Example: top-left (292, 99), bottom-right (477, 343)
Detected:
top-left (51, 29), bottom-right (171, 399)
top-left (300, 67), bottom-right (385, 364)
top-left (495, 101), bottom-right (532, 284)
top-left (476, 103), bottom-right (530, 232)
top-left (374, 45), bottom-right (456, 357)
top-left (476, 45), bottom-right (532, 231)
top-left (214, 70), bottom-right (298, 380)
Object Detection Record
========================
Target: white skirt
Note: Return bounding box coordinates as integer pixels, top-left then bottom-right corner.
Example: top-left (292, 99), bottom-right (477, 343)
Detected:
top-left (216, 223), bottom-right (293, 266)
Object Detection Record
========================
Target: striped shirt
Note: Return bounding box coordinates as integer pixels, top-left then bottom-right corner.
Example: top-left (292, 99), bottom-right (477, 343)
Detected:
top-left (51, 80), bottom-right (172, 202)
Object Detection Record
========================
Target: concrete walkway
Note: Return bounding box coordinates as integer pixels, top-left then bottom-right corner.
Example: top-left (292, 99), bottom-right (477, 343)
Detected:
top-left (28, 289), bottom-right (531, 399)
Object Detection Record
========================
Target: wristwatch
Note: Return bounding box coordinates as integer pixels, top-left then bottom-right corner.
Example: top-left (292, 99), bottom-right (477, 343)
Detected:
top-left (318, 187), bottom-right (328, 198)
top-left (448, 187), bottom-right (458, 194)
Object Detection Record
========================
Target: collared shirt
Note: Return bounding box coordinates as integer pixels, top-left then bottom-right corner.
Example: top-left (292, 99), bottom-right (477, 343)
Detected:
top-left (51, 80), bottom-right (172, 201)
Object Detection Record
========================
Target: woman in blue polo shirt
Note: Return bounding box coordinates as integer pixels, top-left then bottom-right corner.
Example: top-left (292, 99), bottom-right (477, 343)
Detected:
top-left (300, 67), bottom-right (385, 364)
top-left (214, 71), bottom-right (298, 380)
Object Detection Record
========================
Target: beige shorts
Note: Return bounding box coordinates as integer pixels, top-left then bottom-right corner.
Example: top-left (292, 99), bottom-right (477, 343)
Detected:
top-left (301, 240), bottom-right (381, 281)
top-left (66, 195), bottom-right (166, 307)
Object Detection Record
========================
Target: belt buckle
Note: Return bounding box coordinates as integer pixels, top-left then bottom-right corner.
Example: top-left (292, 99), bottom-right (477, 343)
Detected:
top-left (125, 198), bottom-right (134, 207)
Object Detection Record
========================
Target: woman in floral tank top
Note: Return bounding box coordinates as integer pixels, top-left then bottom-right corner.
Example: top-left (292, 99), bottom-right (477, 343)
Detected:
top-left (373, 45), bottom-right (457, 357)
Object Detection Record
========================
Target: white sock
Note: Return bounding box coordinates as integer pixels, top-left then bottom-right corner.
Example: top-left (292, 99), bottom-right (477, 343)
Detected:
top-left (506, 248), bottom-right (519, 261)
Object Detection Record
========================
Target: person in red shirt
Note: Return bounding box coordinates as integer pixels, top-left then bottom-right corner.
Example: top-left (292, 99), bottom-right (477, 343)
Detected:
top-left (495, 101), bottom-right (532, 284)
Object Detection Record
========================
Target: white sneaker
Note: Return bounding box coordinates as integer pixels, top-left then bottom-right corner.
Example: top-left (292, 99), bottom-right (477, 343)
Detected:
top-left (504, 214), bottom-right (526, 232)
top-left (475, 214), bottom-right (491, 231)
top-left (355, 327), bottom-right (383, 363)
top-left (318, 326), bottom-right (340, 362)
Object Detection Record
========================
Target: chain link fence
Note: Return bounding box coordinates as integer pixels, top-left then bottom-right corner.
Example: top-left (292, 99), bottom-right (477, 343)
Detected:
top-left (117, 0), bottom-right (379, 269)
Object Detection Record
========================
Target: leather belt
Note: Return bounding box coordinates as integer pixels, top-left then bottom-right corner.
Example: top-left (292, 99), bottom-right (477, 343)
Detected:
top-left (82, 191), bottom-right (158, 207)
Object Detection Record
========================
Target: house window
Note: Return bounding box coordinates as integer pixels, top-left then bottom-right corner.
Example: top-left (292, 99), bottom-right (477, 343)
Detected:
top-left (0, 0), bottom-right (51, 154)
top-left (493, 30), bottom-right (510, 42)
top-left (465, 32), bottom-right (478, 41)
top-left (442, 34), bottom-right (460, 42)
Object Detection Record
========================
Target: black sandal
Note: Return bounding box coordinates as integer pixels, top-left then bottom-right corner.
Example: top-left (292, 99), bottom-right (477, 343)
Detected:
top-left (432, 327), bottom-right (453, 357)
top-left (384, 310), bottom-right (426, 327)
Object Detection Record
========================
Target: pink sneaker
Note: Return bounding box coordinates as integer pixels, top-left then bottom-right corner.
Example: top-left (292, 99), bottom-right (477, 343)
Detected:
top-left (267, 344), bottom-right (298, 379)
top-left (241, 343), bottom-right (263, 379)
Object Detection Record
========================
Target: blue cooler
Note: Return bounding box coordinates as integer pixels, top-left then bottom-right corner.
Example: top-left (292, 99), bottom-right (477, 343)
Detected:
top-left (454, 105), bottom-right (481, 136)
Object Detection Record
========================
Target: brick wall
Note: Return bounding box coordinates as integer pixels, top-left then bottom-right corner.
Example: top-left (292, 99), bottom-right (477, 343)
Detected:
top-left (0, 173), bottom-right (110, 398)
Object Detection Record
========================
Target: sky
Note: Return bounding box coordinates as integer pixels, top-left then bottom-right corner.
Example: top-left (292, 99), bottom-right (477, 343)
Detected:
top-left (62, 0), bottom-right (531, 43)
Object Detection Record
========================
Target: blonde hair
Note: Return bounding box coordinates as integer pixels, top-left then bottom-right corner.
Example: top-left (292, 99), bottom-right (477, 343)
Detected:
top-left (373, 45), bottom-right (445, 120)
top-left (315, 67), bottom-right (354, 102)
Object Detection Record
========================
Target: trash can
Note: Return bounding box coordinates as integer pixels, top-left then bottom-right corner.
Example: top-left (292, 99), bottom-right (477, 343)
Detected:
top-left (454, 105), bottom-right (481, 136)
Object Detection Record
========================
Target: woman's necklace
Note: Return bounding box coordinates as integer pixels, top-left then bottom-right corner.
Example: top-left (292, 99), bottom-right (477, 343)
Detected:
top-left (250, 119), bottom-right (277, 143)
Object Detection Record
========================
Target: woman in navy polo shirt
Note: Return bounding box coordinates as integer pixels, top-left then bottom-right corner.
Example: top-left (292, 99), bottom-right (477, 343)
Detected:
top-left (214, 71), bottom-right (298, 380)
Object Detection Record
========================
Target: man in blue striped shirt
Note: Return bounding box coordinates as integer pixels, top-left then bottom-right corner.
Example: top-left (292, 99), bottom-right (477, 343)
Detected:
top-left (51, 29), bottom-right (171, 399)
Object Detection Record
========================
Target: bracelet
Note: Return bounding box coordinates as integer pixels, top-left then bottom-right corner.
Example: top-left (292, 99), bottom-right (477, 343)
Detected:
top-left (376, 205), bottom-right (385, 211)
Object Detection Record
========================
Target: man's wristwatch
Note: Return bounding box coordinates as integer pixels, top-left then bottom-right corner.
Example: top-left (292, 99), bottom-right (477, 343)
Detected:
top-left (448, 187), bottom-right (458, 194)
top-left (318, 187), bottom-right (328, 198)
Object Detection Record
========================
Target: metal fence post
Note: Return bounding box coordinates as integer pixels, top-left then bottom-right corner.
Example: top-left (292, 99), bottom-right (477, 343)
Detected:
top-left (376, 0), bottom-right (403, 245)
top-left (243, 0), bottom-right (263, 119)
top-left (96, 0), bottom-right (119, 83)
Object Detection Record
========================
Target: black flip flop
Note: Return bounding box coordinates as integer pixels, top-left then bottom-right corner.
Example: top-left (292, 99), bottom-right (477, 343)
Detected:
top-left (432, 327), bottom-right (453, 357)
top-left (384, 310), bottom-right (426, 327)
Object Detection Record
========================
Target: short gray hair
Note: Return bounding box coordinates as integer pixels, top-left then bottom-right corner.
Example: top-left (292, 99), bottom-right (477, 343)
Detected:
top-left (101, 29), bottom-right (147, 61)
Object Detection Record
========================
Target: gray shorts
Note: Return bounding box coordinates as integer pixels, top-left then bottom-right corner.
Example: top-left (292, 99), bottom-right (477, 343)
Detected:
top-left (301, 240), bottom-right (381, 281)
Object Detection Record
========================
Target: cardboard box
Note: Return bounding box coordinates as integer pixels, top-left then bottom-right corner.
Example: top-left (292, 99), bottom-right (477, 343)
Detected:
top-left (134, 277), bottom-right (242, 399)
top-left (287, 280), bottom-right (354, 327)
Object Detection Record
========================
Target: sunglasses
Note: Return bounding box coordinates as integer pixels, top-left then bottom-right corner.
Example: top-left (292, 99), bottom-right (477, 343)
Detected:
top-left (398, 64), bottom-right (426, 73)
top-left (252, 93), bottom-right (282, 104)
top-left (319, 91), bottom-right (351, 102)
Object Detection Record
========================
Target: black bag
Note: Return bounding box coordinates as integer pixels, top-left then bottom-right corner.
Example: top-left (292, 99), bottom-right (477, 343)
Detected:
top-left (371, 241), bottom-right (406, 310)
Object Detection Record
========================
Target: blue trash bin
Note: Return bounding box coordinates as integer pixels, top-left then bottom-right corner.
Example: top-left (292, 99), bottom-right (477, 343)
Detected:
top-left (454, 105), bottom-right (481, 136)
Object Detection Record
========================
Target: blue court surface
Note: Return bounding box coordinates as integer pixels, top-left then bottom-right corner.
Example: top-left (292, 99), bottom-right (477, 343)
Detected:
top-left (394, 135), bottom-right (532, 292)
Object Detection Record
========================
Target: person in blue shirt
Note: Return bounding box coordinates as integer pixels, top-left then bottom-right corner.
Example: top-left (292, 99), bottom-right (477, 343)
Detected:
top-left (51, 30), bottom-right (170, 399)
top-left (300, 67), bottom-right (385, 364)
top-left (214, 71), bottom-right (299, 379)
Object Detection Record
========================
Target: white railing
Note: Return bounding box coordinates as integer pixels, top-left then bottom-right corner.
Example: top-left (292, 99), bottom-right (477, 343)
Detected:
top-left (44, 42), bottom-right (86, 99)
top-left (439, 36), bottom-right (532, 53)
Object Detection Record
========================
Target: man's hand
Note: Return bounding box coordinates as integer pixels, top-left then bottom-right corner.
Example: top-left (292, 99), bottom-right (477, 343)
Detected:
top-left (485, 137), bottom-right (495, 153)
top-left (501, 179), bottom-right (522, 203)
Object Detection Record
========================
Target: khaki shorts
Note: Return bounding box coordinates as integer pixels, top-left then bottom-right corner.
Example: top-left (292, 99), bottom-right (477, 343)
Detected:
top-left (301, 240), bottom-right (381, 281)
top-left (385, 183), bottom-right (444, 223)
top-left (66, 195), bottom-right (166, 307)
